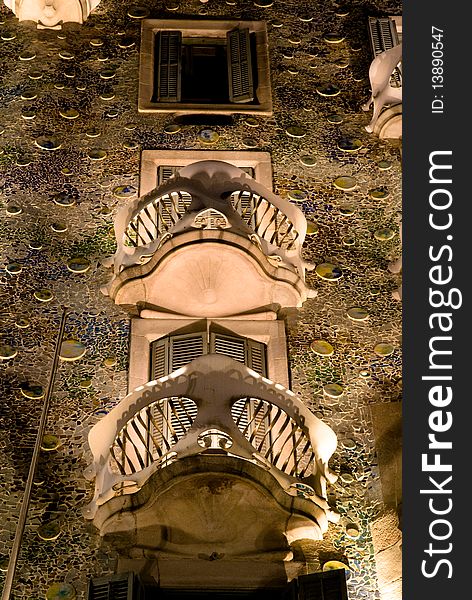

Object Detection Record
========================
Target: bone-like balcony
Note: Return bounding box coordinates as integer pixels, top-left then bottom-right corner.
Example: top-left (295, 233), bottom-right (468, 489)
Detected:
top-left (84, 355), bottom-right (338, 538)
top-left (102, 161), bottom-right (315, 316)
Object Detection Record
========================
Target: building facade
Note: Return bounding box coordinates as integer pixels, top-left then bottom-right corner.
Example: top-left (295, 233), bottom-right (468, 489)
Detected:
top-left (0, 1), bottom-right (402, 599)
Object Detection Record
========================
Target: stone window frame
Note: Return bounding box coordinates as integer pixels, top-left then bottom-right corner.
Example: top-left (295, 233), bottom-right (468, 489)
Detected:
top-left (128, 317), bottom-right (289, 392)
top-left (138, 19), bottom-right (272, 115)
top-left (139, 150), bottom-right (273, 195)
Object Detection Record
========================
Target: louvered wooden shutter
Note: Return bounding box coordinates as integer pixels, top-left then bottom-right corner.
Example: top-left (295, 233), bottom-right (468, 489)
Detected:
top-left (155, 30), bottom-right (182, 102)
top-left (296, 570), bottom-right (348, 600)
top-left (151, 337), bottom-right (169, 380)
top-left (227, 27), bottom-right (254, 103)
top-left (87, 572), bottom-right (144, 600)
top-left (170, 333), bottom-right (206, 370)
top-left (368, 17), bottom-right (399, 55)
top-left (247, 339), bottom-right (267, 376)
top-left (168, 335), bottom-right (205, 432)
top-left (212, 333), bottom-right (246, 364)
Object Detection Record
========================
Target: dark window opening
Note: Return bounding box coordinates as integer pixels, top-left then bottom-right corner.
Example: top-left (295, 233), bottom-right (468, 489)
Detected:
top-left (152, 29), bottom-right (258, 105)
top-left (181, 41), bottom-right (229, 103)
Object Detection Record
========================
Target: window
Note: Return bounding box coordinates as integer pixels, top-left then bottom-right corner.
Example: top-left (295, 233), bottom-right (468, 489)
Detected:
top-left (139, 20), bottom-right (272, 115)
top-left (150, 325), bottom-right (267, 379)
top-left (128, 317), bottom-right (289, 392)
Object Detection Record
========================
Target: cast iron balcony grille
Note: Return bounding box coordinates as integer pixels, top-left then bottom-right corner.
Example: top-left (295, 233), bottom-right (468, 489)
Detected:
top-left (109, 394), bottom-right (317, 480)
top-left (104, 160), bottom-right (309, 282)
top-left (123, 189), bottom-right (299, 252)
top-left (84, 355), bottom-right (338, 527)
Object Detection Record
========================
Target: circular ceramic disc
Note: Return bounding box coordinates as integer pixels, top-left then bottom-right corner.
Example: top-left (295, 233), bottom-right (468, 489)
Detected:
top-left (324, 33), bottom-right (345, 43)
top-left (369, 188), bottom-right (389, 199)
top-left (340, 473), bottom-right (354, 484)
top-left (374, 228), bottom-right (395, 241)
top-left (310, 340), bottom-right (334, 356)
top-left (323, 383), bottom-right (343, 398)
top-left (288, 189), bottom-right (307, 202)
top-left (0, 345), bottom-right (17, 360)
top-left (374, 342), bottom-right (395, 357)
top-left (51, 222), bottom-right (68, 232)
top-left (244, 117), bottom-right (259, 127)
top-left (20, 383), bottom-right (44, 399)
top-left (35, 136), bottom-right (61, 150)
top-left (46, 583), bottom-right (76, 600)
top-left (345, 523), bottom-right (360, 538)
top-left (337, 138), bottom-right (363, 152)
top-left (34, 289), bottom-right (54, 302)
top-left (341, 439), bottom-right (357, 450)
top-left (88, 148), bottom-right (107, 160)
top-left (317, 84), bottom-right (341, 97)
top-left (59, 108), bottom-right (79, 120)
top-left (333, 176), bottom-right (357, 191)
top-left (127, 6), bottom-right (150, 18)
top-left (85, 128), bottom-right (101, 138)
top-left (6, 205), bottom-right (22, 216)
top-left (19, 50), bottom-right (36, 60)
top-left (315, 263), bottom-right (343, 281)
top-left (323, 560), bottom-right (350, 572)
top-left (38, 521), bottom-right (61, 541)
top-left (198, 129), bottom-right (219, 144)
top-left (67, 257), bottom-right (91, 273)
top-left (60, 339), bottom-right (86, 362)
top-left (327, 113), bottom-right (343, 124)
top-left (16, 317), bottom-right (30, 328)
top-left (104, 357), bottom-right (117, 367)
top-left (285, 126), bottom-right (306, 138)
top-left (347, 307), bottom-right (369, 321)
top-left (306, 221), bottom-right (319, 235)
top-left (342, 236), bottom-right (355, 246)
top-left (59, 50), bottom-right (74, 60)
top-left (21, 90), bottom-right (37, 100)
top-left (113, 185), bottom-right (137, 198)
top-left (52, 192), bottom-right (75, 207)
top-left (119, 37), bottom-right (136, 48)
top-left (300, 155), bottom-right (316, 167)
top-left (41, 434), bottom-right (61, 451)
top-left (164, 124), bottom-right (181, 134)
top-left (377, 160), bottom-right (392, 170)
top-left (6, 262), bottom-right (22, 274)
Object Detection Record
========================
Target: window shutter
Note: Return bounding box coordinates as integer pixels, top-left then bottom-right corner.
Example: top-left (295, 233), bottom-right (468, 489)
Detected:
top-left (87, 572), bottom-right (144, 600)
top-left (151, 337), bottom-right (169, 380)
top-left (247, 339), bottom-right (267, 376)
top-left (227, 27), bottom-right (255, 103)
top-left (211, 333), bottom-right (246, 364)
top-left (170, 333), bottom-right (206, 371)
top-left (296, 570), bottom-right (348, 600)
top-left (155, 30), bottom-right (182, 102)
top-left (368, 17), bottom-right (399, 55)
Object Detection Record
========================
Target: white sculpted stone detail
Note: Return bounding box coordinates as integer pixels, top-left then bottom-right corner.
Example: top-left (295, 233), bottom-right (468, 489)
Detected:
top-left (83, 354), bottom-right (339, 534)
top-left (363, 43), bottom-right (402, 133)
top-left (105, 160), bottom-right (310, 279)
top-left (102, 160), bottom-right (317, 312)
top-left (3, 0), bottom-right (100, 28)
top-left (192, 208), bottom-right (230, 230)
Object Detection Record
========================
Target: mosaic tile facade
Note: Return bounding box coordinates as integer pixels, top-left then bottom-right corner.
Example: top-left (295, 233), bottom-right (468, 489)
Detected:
top-left (0, 0), bottom-right (402, 598)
